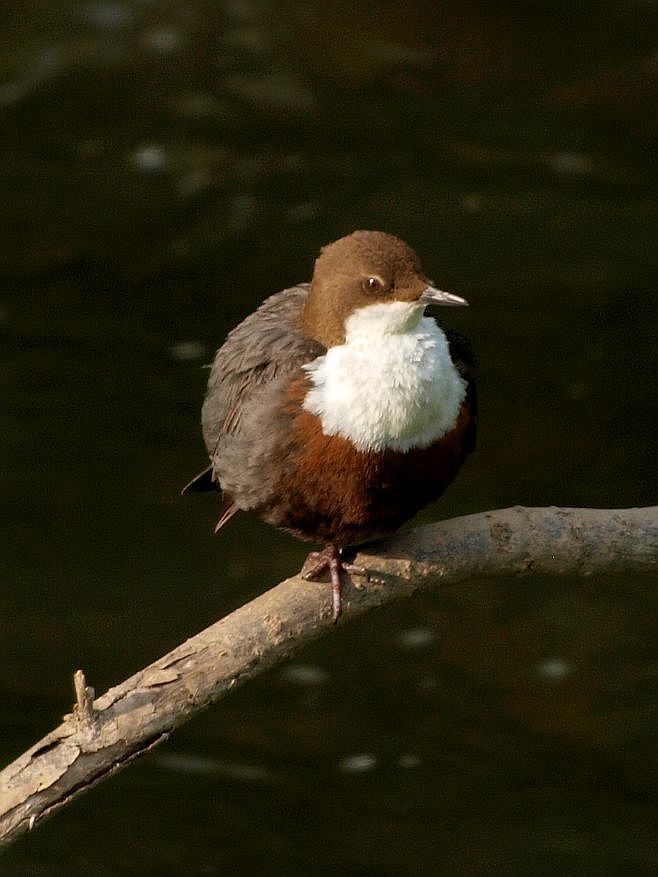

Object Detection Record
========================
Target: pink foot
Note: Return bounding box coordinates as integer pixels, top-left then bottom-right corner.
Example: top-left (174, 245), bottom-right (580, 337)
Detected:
top-left (301, 544), bottom-right (369, 622)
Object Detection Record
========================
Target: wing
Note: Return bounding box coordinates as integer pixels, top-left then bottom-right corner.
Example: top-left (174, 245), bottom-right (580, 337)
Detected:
top-left (200, 284), bottom-right (325, 487)
top-left (443, 324), bottom-right (477, 456)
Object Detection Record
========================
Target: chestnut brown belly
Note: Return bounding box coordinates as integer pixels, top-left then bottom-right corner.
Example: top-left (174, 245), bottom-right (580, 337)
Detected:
top-left (261, 402), bottom-right (473, 546)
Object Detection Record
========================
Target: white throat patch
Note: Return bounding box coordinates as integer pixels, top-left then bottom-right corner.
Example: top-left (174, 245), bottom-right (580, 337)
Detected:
top-left (302, 300), bottom-right (467, 452)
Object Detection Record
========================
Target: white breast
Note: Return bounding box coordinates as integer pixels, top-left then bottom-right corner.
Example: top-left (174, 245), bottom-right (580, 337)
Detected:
top-left (302, 300), bottom-right (467, 453)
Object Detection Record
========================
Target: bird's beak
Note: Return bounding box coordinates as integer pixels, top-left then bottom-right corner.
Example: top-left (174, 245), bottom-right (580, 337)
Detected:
top-left (420, 285), bottom-right (468, 307)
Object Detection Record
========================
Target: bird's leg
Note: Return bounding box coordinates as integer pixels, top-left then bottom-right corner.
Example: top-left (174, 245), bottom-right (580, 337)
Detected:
top-left (301, 544), bottom-right (370, 622)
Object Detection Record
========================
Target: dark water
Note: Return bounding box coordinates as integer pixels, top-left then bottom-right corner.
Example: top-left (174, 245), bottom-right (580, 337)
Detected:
top-left (2, 1), bottom-right (657, 873)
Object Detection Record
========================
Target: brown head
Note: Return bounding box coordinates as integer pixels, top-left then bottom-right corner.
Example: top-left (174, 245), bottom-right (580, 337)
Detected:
top-left (301, 230), bottom-right (466, 347)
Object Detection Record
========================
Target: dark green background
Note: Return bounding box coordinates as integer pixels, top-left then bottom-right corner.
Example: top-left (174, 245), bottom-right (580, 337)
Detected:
top-left (2, 1), bottom-right (657, 873)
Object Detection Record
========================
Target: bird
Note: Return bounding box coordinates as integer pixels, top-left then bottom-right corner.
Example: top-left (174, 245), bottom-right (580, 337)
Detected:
top-left (183, 230), bottom-right (476, 621)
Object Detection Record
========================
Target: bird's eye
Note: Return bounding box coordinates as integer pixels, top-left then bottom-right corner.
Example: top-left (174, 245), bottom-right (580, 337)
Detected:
top-left (364, 276), bottom-right (383, 294)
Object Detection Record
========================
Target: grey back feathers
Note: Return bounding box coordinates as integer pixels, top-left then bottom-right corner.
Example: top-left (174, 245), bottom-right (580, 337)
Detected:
top-left (202, 285), bottom-right (324, 510)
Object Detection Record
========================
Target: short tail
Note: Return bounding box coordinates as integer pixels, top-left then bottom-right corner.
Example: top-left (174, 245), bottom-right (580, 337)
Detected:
top-left (180, 465), bottom-right (218, 495)
top-left (181, 465), bottom-right (239, 532)
top-left (214, 502), bottom-right (239, 532)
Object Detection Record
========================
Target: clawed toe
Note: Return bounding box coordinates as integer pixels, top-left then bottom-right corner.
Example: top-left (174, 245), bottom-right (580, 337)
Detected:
top-left (300, 545), bottom-right (375, 622)
top-left (340, 562), bottom-right (369, 580)
top-left (301, 551), bottom-right (330, 581)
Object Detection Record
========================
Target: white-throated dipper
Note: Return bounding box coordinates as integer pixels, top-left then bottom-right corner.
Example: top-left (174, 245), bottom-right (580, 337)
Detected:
top-left (184, 230), bottom-right (476, 620)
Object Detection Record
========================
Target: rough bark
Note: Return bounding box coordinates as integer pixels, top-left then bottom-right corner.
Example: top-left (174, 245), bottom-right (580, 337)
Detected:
top-left (1, 506), bottom-right (656, 849)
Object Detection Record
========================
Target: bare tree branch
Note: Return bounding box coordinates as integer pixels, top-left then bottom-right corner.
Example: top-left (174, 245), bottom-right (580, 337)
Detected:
top-left (1, 506), bottom-right (656, 849)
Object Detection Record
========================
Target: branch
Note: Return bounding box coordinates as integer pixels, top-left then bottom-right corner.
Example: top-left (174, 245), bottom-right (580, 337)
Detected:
top-left (1, 506), bottom-right (656, 848)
